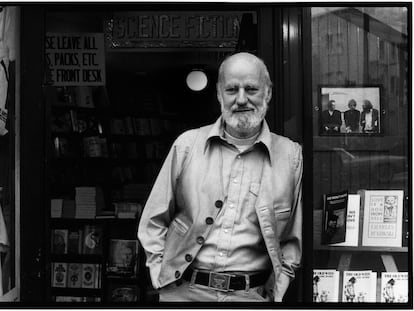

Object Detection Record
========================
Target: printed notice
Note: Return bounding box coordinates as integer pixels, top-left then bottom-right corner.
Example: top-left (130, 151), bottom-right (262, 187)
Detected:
top-left (45, 33), bottom-right (106, 86)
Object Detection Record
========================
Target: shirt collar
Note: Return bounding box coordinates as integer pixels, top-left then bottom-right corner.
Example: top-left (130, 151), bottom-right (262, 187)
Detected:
top-left (205, 116), bottom-right (273, 165)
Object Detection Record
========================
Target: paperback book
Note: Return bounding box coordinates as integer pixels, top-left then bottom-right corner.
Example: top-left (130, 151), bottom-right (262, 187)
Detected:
top-left (313, 269), bottom-right (340, 302)
top-left (52, 262), bottom-right (68, 288)
top-left (51, 229), bottom-right (68, 254)
top-left (342, 270), bottom-right (377, 303)
top-left (322, 190), bottom-right (348, 244)
top-left (107, 239), bottom-right (139, 277)
top-left (67, 263), bottom-right (82, 288)
top-left (360, 190), bottom-right (404, 247)
top-left (381, 272), bottom-right (408, 303)
top-left (81, 263), bottom-right (96, 288)
top-left (82, 225), bottom-right (103, 255)
top-left (331, 194), bottom-right (360, 247)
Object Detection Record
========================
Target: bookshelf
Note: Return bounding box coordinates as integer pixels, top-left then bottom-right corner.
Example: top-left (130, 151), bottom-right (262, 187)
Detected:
top-left (44, 85), bottom-right (168, 304)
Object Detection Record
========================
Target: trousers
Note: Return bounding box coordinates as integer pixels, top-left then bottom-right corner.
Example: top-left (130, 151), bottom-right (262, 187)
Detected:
top-left (158, 280), bottom-right (271, 302)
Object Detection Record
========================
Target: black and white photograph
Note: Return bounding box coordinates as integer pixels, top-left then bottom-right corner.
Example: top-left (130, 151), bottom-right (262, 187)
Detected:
top-left (0, 3), bottom-right (410, 308)
top-left (319, 86), bottom-right (382, 135)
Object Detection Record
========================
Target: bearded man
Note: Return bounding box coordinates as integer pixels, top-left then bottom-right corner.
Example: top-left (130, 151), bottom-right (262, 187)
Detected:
top-left (138, 52), bottom-right (303, 302)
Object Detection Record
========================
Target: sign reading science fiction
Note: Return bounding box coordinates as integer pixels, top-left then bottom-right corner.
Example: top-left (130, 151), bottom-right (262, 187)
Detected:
top-left (105, 12), bottom-right (256, 48)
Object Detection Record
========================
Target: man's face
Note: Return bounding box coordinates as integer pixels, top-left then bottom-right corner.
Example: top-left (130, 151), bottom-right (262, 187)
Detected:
top-left (121, 247), bottom-right (133, 265)
top-left (217, 56), bottom-right (271, 135)
top-left (328, 102), bottom-right (335, 111)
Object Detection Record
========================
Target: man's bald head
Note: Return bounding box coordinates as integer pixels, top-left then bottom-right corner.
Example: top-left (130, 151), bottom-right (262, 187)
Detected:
top-left (217, 52), bottom-right (273, 90)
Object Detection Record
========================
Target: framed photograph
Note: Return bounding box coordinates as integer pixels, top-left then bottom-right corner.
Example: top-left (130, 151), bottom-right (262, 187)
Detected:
top-left (319, 86), bottom-right (382, 135)
top-left (107, 239), bottom-right (139, 278)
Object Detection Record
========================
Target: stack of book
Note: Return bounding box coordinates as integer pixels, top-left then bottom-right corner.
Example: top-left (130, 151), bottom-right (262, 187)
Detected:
top-left (75, 187), bottom-right (97, 219)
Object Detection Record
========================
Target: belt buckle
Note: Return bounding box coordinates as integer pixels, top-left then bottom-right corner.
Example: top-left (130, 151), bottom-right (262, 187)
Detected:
top-left (208, 272), bottom-right (234, 292)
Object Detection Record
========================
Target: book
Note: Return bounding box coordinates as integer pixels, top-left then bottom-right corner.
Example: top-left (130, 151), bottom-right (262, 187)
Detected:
top-left (321, 190), bottom-right (348, 244)
top-left (342, 270), bottom-right (377, 302)
top-left (331, 194), bottom-right (360, 247)
top-left (114, 202), bottom-right (142, 219)
top-left (51, 229), bottom-right (68, 254)
top-left (94, 264), bottom-right (101, 288)
top-left (107, 239), bottom-right (139, 277)
top-left (82, 225), bottom-right (103, 255)
top-left (51, 262), bottom-right (68, 288)
top-left (54, 296), bottom-right (83, 302)
top-left (313, 269), bottom-right (340, 302)
top-left (381, 272), bottom-right (408, 303)
top-left (67, 263), bottom-right (82, 288)
top-left (51, 199), bottom-right (63, 218)
top-left (67, 229), bottom-right (83, 254)
top-left (81, 263), bottom-right (96, 288)
top-left (109, 284), bottom-right (139, 302)
top-left (360, 190), bottom-right (404, 247)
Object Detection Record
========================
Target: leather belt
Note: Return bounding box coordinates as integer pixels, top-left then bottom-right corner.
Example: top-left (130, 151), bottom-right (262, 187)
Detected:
top-left (182, 268), bottom-right (269, 292)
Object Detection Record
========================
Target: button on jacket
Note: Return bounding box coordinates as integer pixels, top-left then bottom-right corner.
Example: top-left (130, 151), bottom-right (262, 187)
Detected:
top-left (138, 117), bottom-right (303, 302)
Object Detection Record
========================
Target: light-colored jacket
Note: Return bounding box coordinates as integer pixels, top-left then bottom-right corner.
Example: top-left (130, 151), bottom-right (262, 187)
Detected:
top-left (138, 118), bottom-right (303, 302)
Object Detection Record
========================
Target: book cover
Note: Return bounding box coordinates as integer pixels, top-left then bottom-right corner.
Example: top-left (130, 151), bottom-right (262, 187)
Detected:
top-left (109, 284), bottom-right (139, 302)
top-left (67, 229), bottom-right (83, 254)
top-left (332, 194), bottom-right (360, 247)
top-left (67, 263), bottom-right (82, 288)
top-left (360, 190), bottom-right (404, 247)
top-left (313, 269), bottom-right (340, 302)
top-left (81, 263), bottom-right (96, 288)
top-left (51, 229), bottom-right (68, 254)
top-left (107, 239), bottom-right (139, 277)
top-left (82, 225), bottom-right (103, 255)
top-left (342, 270), bottom-right (377, 303)
top-left (381, 272), bottom-right (408, 303)
top-left (321, 190), bottom-right (348, 244)
top-left (52, 262), bottom-right (68, 288)
top-left (51, 199), bottom-right (63, 218)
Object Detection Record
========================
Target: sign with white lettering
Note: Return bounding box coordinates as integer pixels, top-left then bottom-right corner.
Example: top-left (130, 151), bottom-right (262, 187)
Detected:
top-left (45, 33), bottom-right (106, 86)
top-left (105, 12), bottom-right (255, 48)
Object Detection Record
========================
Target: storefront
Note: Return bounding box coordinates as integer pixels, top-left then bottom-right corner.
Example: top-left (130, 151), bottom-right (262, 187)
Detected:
top-left (0, 3), bottom-right (410, 306)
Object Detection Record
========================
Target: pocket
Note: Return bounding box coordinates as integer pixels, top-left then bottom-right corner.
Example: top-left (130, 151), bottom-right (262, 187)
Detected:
top-left (247, 182), bottom-right (260, 208)
top-left (170, 216), bottom-right (190, 236)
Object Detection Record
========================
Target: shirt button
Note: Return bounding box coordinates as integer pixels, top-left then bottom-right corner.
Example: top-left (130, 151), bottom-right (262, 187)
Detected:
top-left (233, 179), bottom-right (238, 184)
top-left (206, 217), bottom-right (214, 225)
top-left (185, 254), bottom-right (193, 262)
top-left (229, 203), bottom-right (234, 209)
top-left (215, 200), bottom-right (223, 208)
top-left (237, 155), bottom-right (241, 159)
top-left (219, 252), bottom-right (224, 257)
top-left (224, 229), bottom-right (229, 233)
top-left (175, 271), bottom-right (181, 278)
top-left (196, 236), bottom-right (205, 244)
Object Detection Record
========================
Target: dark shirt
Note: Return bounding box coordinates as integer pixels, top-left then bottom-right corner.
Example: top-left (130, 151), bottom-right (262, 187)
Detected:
top-left (321, 109), bottom-right (342, 133)
top-left (344, 109), bottom-right (360, 132)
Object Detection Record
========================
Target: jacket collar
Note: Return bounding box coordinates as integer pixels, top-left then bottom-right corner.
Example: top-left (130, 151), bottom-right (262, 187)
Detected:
top-left (204, 116), bottom-right (273, 165)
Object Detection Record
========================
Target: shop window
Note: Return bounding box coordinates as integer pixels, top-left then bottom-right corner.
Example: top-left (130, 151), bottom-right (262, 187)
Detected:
top-left (310, 7), bottom-right (410, 305)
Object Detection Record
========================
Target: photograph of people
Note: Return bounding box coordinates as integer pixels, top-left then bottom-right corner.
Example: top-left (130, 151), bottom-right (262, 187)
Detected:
top-left (343, 99), bottom-right (360, 133)
top-left (321, 100), bottom-right (342, 134)
top-left (360, 99), bottom-right (379, 133)
top-left (138, 52), bottom-right (303, 302)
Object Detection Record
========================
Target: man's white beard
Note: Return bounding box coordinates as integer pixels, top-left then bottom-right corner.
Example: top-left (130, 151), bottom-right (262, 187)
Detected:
top-left (221, 99), bottom-right (268, 134)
